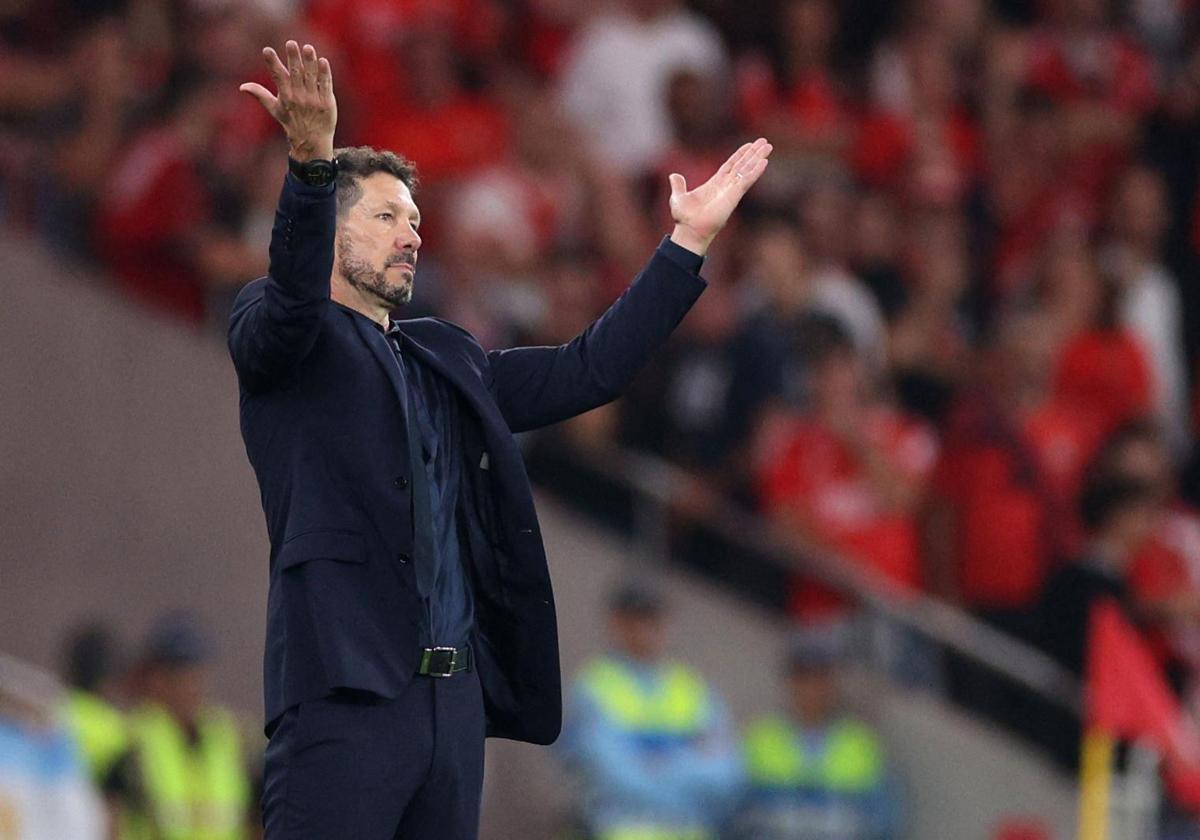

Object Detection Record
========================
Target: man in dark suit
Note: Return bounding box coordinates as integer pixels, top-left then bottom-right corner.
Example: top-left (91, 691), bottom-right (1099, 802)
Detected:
top-left (233, 40), bottom-right (771, 839)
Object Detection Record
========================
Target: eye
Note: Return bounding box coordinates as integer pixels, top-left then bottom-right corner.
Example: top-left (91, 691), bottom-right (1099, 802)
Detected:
top-left (377, 212), bottom-right (394, 222)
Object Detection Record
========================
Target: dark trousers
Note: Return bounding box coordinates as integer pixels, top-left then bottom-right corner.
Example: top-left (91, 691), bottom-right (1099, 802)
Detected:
top-left (262, 668), bottom-right (486, 839)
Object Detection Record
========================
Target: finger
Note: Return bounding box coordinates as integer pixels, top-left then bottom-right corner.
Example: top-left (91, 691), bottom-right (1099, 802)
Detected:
top-left (316, 55), bottom-right (333, 101)
top-left (716, 142), bottom-right (752, 178)
top-left (735, 155), bottom-right (770, 192)
top-left (239, 82), bottom-right (282, 119)
top-left (262, 47), bottom-right (291, 96)
top-left (301, 43), bottom-right (319, 94)
top-left (668, 173), bottom-right (688, 197)
top-left (735, 142), bottom-right (773, 178)
top-left (285, 40), bottom-right (304, 86)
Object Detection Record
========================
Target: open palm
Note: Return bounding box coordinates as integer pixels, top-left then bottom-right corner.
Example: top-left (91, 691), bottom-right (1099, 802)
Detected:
top-left (669, 138), bottom-right (773, 253)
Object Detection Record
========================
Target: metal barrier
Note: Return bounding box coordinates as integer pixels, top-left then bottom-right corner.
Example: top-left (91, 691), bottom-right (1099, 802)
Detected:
top-left (570, 443), bottom-right (1082, 714)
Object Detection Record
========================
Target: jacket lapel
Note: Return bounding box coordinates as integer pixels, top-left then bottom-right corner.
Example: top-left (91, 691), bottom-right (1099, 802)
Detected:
top-left (346, 310), bottom-right (410, 407)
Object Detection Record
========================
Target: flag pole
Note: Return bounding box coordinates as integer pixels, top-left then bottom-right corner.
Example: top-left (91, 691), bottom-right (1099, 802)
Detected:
top-left (1079, 728), bottom-right (1115, 840)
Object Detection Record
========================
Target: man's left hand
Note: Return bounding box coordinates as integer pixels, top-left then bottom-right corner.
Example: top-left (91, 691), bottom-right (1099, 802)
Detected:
top-left (668, 137), bottom-right (772, 256)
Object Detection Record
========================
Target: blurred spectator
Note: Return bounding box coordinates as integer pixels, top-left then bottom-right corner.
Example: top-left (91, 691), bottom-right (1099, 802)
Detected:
top-left (888, 211), bottom-right (975, 425)
top-left (358, 23), bottom-right (509, 190)
top-left (1029, 233), bottom-right (1155, 442)
top-left (94, 71), bottom-right (265, 323)
top-left (735, 0), bottom-right (851, 164)
top-left (109, 613), bottom-right (251, 840)
top-left (0, 656), bottom-right (105, 840)
top-left (60, 624), bottom-right (128, 791)
top-left (1037, 474), bottom-right (1163, 767)
top-left (558, 0), bottom-right (728, 176)
top-left (928, 310), bottom-right (1105, 614)
top-left (1101, 164), bottom-right (1192, 455)
top-left (1090, 422), bottom-right (1200, 698)
top-left (557, 580), bottom-right (741, 840)
top-left (797, 180), bottom-right (888, 367)
top-left (859, 27), bottom-right (980, 208)
top-left (734, 630), bottom-right (900, 840)
top-left (755, 319), bottom-right (937, 620)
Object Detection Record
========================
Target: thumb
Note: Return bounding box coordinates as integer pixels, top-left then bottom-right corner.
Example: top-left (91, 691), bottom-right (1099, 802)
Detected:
top-left (668, 173), bottom-right (687, 198)
top-left (239, 82), bottom-right (278, 114)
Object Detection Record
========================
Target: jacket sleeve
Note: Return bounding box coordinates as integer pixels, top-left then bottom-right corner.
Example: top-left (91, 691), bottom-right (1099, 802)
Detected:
top-left (486, 238), bottom-right (706, 433)
top-left (227, 173), bottom-right (337, 392)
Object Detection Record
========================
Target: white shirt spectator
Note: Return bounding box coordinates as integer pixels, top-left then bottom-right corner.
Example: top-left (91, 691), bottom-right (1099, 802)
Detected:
top-left (1117, 258), bottom-right (1191, 455)
top-left (810, 264), bottom-right (888, 370)
top-left (557, 2), bottom-right (727, 174)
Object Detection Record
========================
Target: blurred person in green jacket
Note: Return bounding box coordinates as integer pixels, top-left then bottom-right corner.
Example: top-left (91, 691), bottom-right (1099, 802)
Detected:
top-left (558, 580), bottom-right (742, 840)
top-left (62, 623), bottom-right (130, 789)
top-left (110, 613), bottom-right (251, 840)
top-left (734, 630), bottom-right (901, 840)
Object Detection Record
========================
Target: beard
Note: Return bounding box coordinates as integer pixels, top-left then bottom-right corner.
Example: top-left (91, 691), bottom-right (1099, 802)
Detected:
top-left (337, 233), bottom-right (413, 308)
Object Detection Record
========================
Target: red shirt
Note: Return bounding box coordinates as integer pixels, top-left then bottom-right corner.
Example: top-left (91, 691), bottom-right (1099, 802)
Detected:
top-left (359, 95), bottom-right (509, 186)
top-left (1053, 328), bottom-right (1154, 438)
top-left (759, 408), bottom-right (937, 618)
top-left (933, 394), bottom-right (1104, 609)
top-left (94, 127), bottom-right (210, 321)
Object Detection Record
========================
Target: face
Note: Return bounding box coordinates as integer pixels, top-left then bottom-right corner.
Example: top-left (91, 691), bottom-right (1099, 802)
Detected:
top-left (1111, 437), bottom-right (1174, 500)
top-left (787, 667), bottom-right (839, 725)
top-left (146, 664), bottom-right (207, 725)
top-left (609, 611), bottom-right (667, 662)
top-left (334, 172), bottom-right (422, 310)
top-left (1113, 168), bottom-right (1169, 249)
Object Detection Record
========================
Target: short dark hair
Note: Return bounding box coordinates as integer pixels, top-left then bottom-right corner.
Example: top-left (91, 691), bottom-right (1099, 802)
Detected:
top-left (333, 146), bottom-right (419, 219)
top-left (1079, 475), bottom-right (1157, 532)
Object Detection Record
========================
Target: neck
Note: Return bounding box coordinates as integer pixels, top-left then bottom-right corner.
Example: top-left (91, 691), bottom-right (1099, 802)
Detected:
top-left (331, 275), bottom-right (391, 328)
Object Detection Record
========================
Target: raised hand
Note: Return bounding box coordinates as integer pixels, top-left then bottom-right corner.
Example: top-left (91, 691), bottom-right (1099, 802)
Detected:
top-left (239, 40), bottom-right (337, 163)
top-left (668, 138), bottom-right (773, 256)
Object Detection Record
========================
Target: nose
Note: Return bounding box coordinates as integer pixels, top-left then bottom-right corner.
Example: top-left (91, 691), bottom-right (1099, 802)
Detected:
top-left (396, 227), bottom-right (421, 253)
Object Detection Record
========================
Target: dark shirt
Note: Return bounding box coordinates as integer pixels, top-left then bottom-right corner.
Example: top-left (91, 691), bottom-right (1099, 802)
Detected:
top-left (381, 321), bottom-right (473, 648)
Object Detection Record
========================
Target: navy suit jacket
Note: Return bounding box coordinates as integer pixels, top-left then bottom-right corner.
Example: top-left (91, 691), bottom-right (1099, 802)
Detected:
top-left (228, 174), bottom-right (706, 744)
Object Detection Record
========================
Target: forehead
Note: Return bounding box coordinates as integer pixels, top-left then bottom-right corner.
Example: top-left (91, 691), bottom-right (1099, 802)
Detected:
top-left (357, 171), bottom-right (417, 213)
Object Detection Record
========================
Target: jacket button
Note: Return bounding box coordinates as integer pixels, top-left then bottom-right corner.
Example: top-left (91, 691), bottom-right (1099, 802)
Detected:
top-left (394, 476), bottom-right (409, 489)
top-left (397, 552), bottom-right (410, 565)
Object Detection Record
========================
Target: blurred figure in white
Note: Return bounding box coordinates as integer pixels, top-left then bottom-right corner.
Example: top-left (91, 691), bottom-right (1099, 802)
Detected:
top-left (0, 654), bottom-right (105, 840)
top-left (558, 0), bottom-right (728, 176)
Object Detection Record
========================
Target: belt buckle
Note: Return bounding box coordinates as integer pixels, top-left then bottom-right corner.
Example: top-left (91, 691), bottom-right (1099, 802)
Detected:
top-left (421, 646), bottom-right (457, 677)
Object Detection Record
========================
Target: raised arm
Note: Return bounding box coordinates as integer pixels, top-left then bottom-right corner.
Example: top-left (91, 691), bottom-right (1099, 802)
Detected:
top-left (488, 139), bottom-right (772, 432)
top-left (227, 41), bottom-right (338, 392)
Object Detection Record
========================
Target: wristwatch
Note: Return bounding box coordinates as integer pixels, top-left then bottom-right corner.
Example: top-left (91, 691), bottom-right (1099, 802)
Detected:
top-left (288, 156), bottom-right (338, 187)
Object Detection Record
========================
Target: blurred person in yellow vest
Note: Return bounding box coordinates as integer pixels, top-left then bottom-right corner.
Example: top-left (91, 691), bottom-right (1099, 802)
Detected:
top-left (111, 612), bottom-right (250, 840)
top-left (61, 624), bottom-right (130, 789)
top-left (557, 580), bottom-right (741, 840)
top-left (733, 630), bottom-right (901, 840)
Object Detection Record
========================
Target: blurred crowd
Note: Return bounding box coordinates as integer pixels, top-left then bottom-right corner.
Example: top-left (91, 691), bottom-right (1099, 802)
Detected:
top-left (7, 0), bottom-right (1200, 821)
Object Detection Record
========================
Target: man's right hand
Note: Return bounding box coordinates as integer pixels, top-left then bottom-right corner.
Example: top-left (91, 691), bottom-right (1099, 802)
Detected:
top-left (239, 40), bottom-right (337, 163)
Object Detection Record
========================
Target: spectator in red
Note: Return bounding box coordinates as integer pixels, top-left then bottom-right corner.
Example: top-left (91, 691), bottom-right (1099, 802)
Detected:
top-left (304, 0), bottom-right (506, 115)
top-left (856, 29), bottom-right (980, 207)
top-left (926, 309), bottom-right (1105, 619)
top-left (358, 24), bottom-right (509, 189)
top-left (735, 0), bottom-right (851, 162)
top-left (1022, 0), bottom-right (1157, 202)
top-left (92, 72), bottom-right (222, 322)
top-left (756, 318), bottom-right (938, 621)
top-left (1034, 232), bottom-right (1155, 440)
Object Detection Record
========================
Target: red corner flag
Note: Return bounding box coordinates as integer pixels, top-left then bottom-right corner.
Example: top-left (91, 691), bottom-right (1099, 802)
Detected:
top-left (1086, 599), bottom-right (1200, 809)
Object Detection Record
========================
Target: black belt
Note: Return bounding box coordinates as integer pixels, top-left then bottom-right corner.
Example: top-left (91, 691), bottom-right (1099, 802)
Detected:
top-left (417, 646), bottom-right (472, 677)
